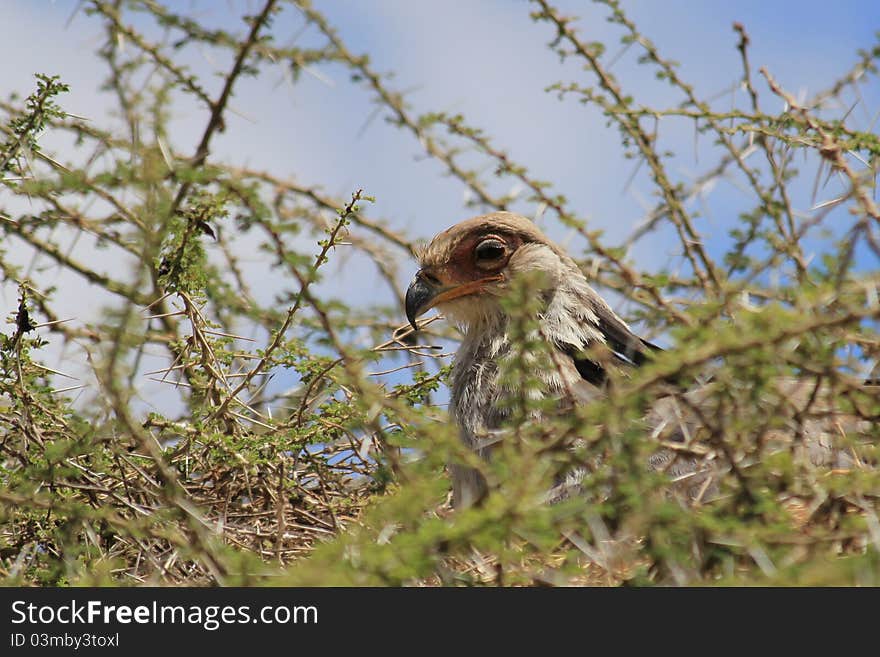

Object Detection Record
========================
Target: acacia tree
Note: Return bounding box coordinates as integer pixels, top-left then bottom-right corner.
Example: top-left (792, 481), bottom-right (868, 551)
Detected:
top-left (1, 1), bottom-right (878, 585)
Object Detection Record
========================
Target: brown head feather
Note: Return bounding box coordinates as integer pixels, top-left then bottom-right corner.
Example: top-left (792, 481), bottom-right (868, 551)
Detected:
top-left (418, 211), bottom-right (553, 270)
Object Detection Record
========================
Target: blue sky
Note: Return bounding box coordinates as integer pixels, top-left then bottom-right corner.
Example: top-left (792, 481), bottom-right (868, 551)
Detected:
top-left (6, 1), bottom-right (878, 251)
top-left (2, 1), bottom-right (878, 407)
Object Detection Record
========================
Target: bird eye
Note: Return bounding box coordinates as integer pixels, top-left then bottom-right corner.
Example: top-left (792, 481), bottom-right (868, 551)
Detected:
top-left (474, 238), bottom-right (507, 265)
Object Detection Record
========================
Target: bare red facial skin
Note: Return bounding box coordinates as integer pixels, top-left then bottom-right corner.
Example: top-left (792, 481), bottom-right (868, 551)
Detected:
top-left (444, 231), bottom-right (521, 286)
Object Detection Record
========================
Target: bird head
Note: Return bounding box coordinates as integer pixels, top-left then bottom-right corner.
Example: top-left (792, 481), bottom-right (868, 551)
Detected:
top-left (405, 212), bottom-right (573, 332)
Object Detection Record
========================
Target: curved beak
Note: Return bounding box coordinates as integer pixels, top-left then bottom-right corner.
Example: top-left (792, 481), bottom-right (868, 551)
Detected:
top-left (405, 272), bottom-right (438, 331)
top-left (405, 270), bottom-right (503, 331)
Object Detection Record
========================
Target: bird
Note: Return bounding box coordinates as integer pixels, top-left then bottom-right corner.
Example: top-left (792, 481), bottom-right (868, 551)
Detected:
top-left (405, 211), bottom-right (665, 507)
top-left (405, 211), bottom-right (874, 508)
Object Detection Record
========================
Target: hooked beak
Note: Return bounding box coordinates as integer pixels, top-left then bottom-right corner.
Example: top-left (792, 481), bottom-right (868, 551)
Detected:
top-left (405, 273), bottom-right (437, 332)
top-left (405, 270), bottom-right (502, 331)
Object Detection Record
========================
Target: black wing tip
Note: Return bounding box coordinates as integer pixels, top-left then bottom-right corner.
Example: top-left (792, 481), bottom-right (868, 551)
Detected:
top-left (641, 339), bottom-right (664, 353)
